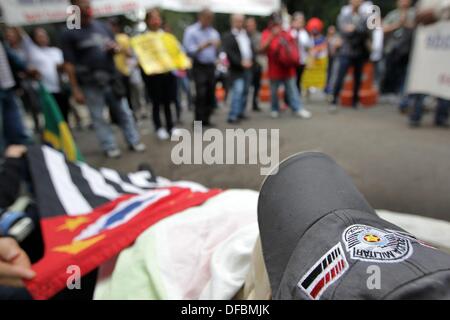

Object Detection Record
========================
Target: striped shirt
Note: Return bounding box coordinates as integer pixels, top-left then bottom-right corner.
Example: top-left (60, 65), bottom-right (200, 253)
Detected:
top-left (0, 42), bottom-right (15, 90)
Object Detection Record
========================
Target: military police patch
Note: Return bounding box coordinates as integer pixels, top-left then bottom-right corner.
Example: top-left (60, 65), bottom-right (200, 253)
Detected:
top-left (343, 224), bottom-right (413, 263)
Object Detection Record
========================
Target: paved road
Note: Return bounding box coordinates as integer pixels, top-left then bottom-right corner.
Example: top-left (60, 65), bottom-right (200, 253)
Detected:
top-left (75, 99), bottom-right (450, 222)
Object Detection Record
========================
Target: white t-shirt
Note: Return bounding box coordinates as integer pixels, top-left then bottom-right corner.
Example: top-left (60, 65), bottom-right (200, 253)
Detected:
top-left (290, 29), bottom-right (313, 65)
top-left (232, 28), bottom-right (253, 62)
top-left (22, 35), bottom-right (64, 93)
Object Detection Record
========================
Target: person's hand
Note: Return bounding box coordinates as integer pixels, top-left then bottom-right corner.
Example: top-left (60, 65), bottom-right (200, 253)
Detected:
top-left (242, 60), bottom-right (253, 69)
top-left (416, 9), bottom-right (438, 25)
top-left (26, 68), bottom-right (40, 80)
top-left (344, 24), bottom-right (356, 33)
top-left (0, 238), bottom-right (35, 288)
top-left (271, 25), bottom-right (281, 36)
top-left (4, 145), bottom-right (27, 159)
top-left (104, 40), bottom-right (119, 53)
top-left (72, 87), bottom-right (86, 105)
top-left (199, 41), bottom-right (213, 51)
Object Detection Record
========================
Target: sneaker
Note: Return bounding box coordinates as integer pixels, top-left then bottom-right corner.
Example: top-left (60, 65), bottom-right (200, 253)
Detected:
top-left (129, 143), bottom-right (146, 152)
top-left (171, 128), bottom-right (184, 139)
top-left (296, 109), bottom-right (312, 119)
top-left (105, 148), bottom-right (121, 159)
top-left (270, 111), bottom-right (280, 119)
top-left (156, 128), bottom-right (170, 140)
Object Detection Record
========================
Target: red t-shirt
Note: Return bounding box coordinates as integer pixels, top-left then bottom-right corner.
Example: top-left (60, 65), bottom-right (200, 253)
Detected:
top-left (261, 29), bottom-right (297, 80)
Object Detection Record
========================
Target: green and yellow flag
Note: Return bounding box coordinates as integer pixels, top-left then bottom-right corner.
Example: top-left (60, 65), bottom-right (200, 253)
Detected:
top-left (39, 83), bottom-right (83, 162)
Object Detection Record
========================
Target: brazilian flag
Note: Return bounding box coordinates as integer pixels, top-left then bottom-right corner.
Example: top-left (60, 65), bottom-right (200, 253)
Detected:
top-left (39, 83), bottom-right (84, 162)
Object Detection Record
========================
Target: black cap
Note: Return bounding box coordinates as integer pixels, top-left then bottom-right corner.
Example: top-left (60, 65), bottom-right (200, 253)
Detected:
top-left (258, 152), bottom-right (450, 300)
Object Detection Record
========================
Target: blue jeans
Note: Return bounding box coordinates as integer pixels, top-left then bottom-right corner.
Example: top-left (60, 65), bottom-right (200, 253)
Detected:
top-left (228, 70), bottom-right (252, 121)
top-left (82, 85), bottom-right (140, 152)
top-left (270, 77), bottom-right (303, 112)
top-left (0, 89), bottom-right (30, 154)
top-left (332, 56), bottom-right (365, 106)
top-left (410, 94), bottom-right (450, 125)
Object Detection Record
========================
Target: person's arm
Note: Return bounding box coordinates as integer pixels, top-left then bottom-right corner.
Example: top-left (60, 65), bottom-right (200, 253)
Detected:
top-left (0, 237), bottom-right (35, 287)
top-left (260, 28), bottom-right (279, 53)
top-left (183, 28), bottom-right (209, 57)
top-left (222, 34), bottom-right (241, 68)
top-left (0, 146), bottom-right (26, 209)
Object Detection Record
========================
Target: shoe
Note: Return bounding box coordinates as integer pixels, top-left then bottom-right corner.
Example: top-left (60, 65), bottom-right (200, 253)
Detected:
top-left (409, 121), bottom-right (421, 128)
top-left (253, 105), bottom-right (261, 112)
top-left (156, 128), bottom-right (170, 140)
top-left (105, 148), bottom-right (121, 159)
top-left (171, 128), bottom-right (184, 138)
top-left (129, 143), bottom-right (146, 152)
top-left (270, 111), bottom-right (280, 119)
top-left (227, 118), bottom-right (239, 124)
top-left (238, 114), bottom-right (249, 120)
top-left (296, 109), bottom-right (312, 119)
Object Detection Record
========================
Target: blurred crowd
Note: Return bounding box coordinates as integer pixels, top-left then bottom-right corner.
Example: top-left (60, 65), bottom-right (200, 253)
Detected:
top-left (1, 0), bottom-right (450, 159)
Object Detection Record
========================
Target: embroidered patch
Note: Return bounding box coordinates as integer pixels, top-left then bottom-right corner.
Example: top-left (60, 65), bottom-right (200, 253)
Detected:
top-left (343, 224), bottom-right (413, 263)
top-left (298, 243), bottom-right (349, 300)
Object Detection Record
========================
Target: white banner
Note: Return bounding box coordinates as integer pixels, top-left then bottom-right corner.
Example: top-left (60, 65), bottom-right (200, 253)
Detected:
top-left (407, 21), bottom-right (450, 100)
top-left (1, 0), bottom-right (280, 26)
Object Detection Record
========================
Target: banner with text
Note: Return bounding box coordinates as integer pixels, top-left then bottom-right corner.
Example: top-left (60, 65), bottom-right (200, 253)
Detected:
top-left (131, 32), bottom-right (191, 75)
top-left (407, 21), bottom-right (450, 100)
top-left (1, 0), bottom-right (280, 26)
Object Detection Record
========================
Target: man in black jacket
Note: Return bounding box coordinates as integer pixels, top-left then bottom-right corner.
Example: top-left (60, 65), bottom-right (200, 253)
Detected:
top-left (223, 14), bottom-right (255, 124)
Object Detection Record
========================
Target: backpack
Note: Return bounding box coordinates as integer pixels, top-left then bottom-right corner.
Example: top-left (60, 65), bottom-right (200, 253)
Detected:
top-left (275, 33), bottom-right (300, 68)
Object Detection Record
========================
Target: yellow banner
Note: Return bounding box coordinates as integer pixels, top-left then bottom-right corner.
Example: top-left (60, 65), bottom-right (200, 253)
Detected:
top-left (131, 32), bottom-right (191, 76)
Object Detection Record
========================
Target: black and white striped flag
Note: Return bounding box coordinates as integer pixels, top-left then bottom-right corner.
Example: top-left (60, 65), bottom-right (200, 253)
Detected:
top-left (26, 146), bottom-right (207, 217)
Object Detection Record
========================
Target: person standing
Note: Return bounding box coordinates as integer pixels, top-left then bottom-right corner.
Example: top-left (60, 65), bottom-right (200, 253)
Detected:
top-left (139, 8), bottom-right (181, 140)
top-left (382, 0), bottom-right (415, 112)
top-left (246, 17), bottom-right (263, 112)
top-left (408, 0), bottom-right (450, 128)
top-left (18, 28), bottom-right (73, 123)
top-left (61, 0), bottom-right (145, 158)
top-left (223, 14), bottom-right (255, 124)
top-left (260, 13), bottom-right (312, 119)
top-left (183, 9), bottom-right (220, 127)
top-left (0, 40), bottom-right (32, 154)
top-left (290, 12), bottom-right (313, 94)
top-left (331, 0), bottom-right (371, 110)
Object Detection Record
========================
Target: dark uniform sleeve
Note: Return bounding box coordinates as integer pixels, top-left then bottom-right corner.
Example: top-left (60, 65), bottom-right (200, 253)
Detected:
top-left (60, 30), bottom-right (76, 65)
top-left (0, 158), bottom-right (24, 210)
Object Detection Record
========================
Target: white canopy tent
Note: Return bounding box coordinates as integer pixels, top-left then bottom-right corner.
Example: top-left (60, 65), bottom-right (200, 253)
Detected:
top-left (1, 0), bottom-right (281, 26)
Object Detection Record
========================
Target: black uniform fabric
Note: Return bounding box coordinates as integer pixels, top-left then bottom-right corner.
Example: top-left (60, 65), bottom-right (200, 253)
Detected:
top-left (258, 152), bottom-right (450, 300)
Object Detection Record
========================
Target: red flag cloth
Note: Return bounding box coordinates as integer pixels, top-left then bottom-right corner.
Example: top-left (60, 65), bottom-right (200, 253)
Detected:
top-left (25, 187), bottom-right (221, 300)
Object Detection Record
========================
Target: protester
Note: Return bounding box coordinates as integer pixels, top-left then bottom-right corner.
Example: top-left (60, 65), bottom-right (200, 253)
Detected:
top-left (382, 0), bottom-right (415, 112)
top-left (16, 27), bottom-right (73, 123)
top-left (109, 18), bottom-right (146, 121)
top-left (331, 0), bottom-right (371, 111)
top-left (290, 12), bottom-right (313, 94)
top-left (325, 25), bottom-right (342, 95)
top-left (183, 8), bottom-right (220, 127)
top-left (4, 27), bottom-right (42, 132)
top-left (139, 8), bottom-right (182, 140)
top-left (246, 17), bottom-right (263, 112)
top-left (223, 14), bottom-right (255, 124)
top-left (0, 39), bottom-right (32, 154)
top-left (408, 0), bottom-right (450, 128)
top-left (61, 0), bottom-right (145, 158)
top-left (260, 13), bottom-right (312, 119)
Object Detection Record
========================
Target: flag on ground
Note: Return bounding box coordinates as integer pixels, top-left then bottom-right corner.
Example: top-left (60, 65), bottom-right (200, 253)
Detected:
top-left (24, 146), bottom-right (221, 299)
top-left (39, 83), bottom-right (83, 162)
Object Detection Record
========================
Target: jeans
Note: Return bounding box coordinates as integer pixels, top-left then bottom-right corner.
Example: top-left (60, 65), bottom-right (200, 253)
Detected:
top-left (410, 95), bottom-right (450, 125)
top-left (270, 77), bottom-right (303, 112)
top-left (82, 85), bottom-right (140, 152)
top-left (251, 63), bottom-right (262, 109)
top-left (332, 56), bottom-right (365, 106)
top-left (0, 89), bottom-right (30, 154)
top-left (228, 70), bottom-right (252, 121)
